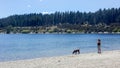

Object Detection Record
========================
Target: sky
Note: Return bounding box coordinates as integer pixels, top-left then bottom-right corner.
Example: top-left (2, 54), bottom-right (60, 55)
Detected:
top-left (0, 0), bottom-right (120, 18)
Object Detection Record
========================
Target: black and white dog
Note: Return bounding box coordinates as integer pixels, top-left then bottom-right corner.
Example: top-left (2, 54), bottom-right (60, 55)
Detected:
top-left (72, 49), bottom-right (80, 55)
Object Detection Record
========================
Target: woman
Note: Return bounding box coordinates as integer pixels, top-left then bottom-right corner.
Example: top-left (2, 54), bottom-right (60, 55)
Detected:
top-left (97, 39), bottom-right (101, 54)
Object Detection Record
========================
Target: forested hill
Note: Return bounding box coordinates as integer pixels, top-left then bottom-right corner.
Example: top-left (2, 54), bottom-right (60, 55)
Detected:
top-left (0, 8), bottom-right (120, 34)
top-left (0, 8), bottom-right (120, 27)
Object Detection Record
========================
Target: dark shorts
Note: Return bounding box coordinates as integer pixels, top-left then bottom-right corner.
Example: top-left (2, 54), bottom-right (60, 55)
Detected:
top-left (98, 45), bottom-right (101, 50)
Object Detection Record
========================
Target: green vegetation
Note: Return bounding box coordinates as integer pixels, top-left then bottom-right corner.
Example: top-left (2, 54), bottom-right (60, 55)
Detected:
top-left (0, 8), bottom-right (120, 34)
top-left (21, 30), bottom-right (31, 34)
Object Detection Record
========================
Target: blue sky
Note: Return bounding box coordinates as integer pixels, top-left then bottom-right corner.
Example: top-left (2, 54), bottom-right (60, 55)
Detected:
top-left (0, 0), bottom-right (120, 18)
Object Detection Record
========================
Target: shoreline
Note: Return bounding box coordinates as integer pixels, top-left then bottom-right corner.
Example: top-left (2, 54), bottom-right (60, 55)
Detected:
top-left (0, 49), bottom-right (119, 62)
top-left (0, 50), bottom-right (118, 62)
top-left (0, 32), bottom-right (120, 34)
top-left (0, 50), bottom-right (120, 68)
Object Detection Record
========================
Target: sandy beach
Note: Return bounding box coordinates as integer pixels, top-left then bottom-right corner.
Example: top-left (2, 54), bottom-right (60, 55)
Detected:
top-left (0, 50), bottom-right (120, 68)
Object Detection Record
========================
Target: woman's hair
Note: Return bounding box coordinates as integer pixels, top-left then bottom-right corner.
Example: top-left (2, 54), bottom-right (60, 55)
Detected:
top-left (98, 39), bottom-right (101, 41)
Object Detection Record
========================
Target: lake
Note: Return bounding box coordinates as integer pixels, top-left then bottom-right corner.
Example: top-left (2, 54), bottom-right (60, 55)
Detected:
top-left (0, 34), bottom-right (120, 62)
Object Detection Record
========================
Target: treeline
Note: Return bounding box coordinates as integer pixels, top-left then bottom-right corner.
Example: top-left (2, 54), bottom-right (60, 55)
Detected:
top-left (0, 8), bottom-right (120, 33)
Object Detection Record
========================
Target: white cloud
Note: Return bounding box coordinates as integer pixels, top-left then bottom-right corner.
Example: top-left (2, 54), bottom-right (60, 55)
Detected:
top-left (42, 11), bottom-right (54, 14)
top-left (42, 12), bottom-right (49, 14)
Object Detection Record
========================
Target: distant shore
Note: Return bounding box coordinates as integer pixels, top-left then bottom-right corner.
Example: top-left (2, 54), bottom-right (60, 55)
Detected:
top-left (0, 50), bottom-right (120, 68)
top-left (0, 31), bottom-right (120, 34)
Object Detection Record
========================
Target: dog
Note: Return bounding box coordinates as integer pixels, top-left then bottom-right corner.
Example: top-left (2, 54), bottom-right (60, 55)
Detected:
top-left (72, 49), bottom-right (80, 55)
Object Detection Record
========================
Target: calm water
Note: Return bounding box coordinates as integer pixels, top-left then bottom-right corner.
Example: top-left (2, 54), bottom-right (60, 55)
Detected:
top-left (0, 34), bottom-right (120, 62)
